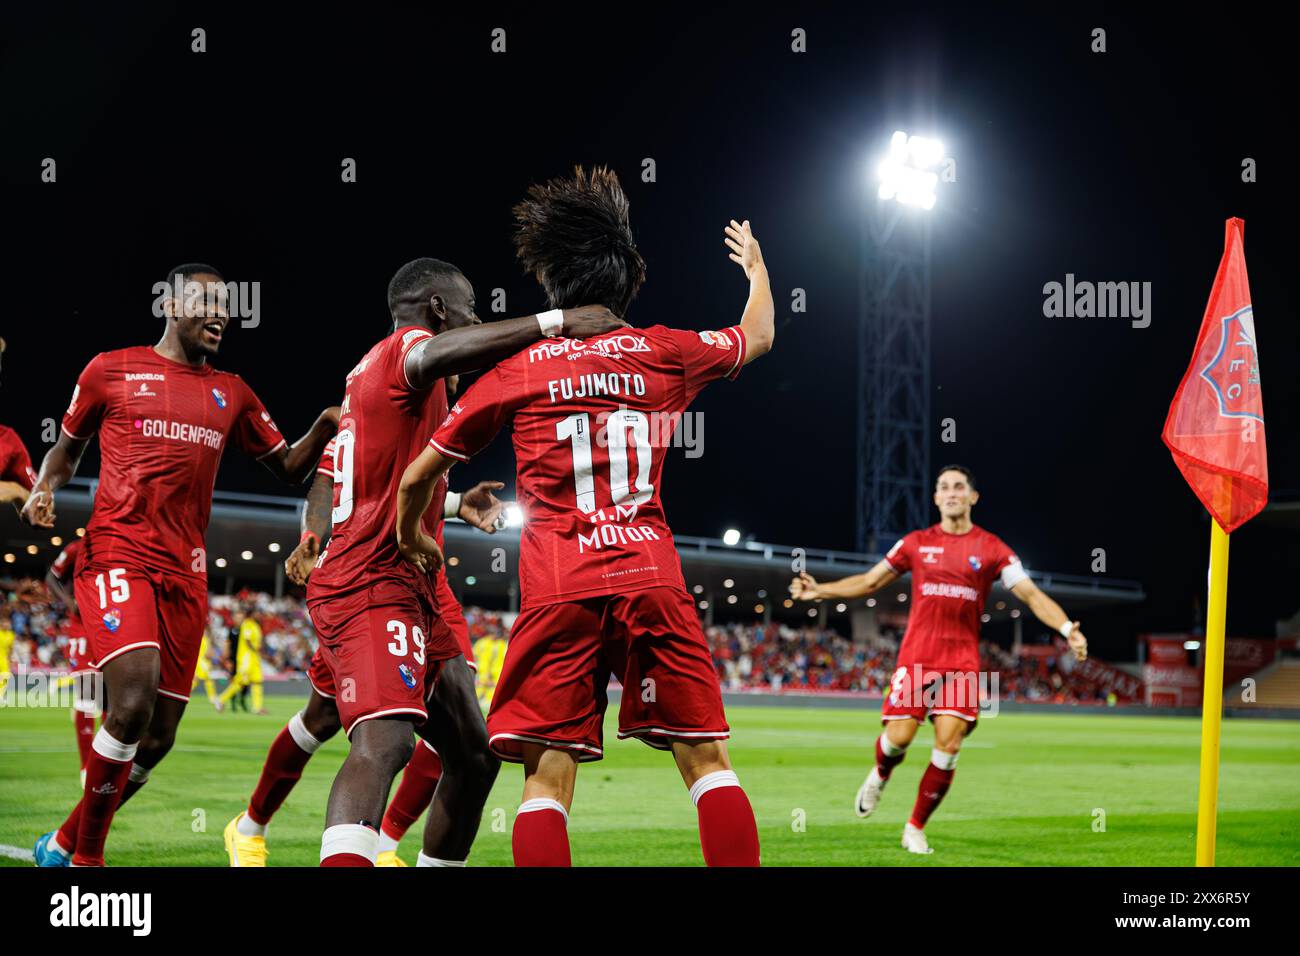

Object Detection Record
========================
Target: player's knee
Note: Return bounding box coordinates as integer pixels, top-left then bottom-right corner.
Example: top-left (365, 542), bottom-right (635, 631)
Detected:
top-left (104, 694), bottom-right (154, 740)
top-left (464, 745), bottom-right (500, 791)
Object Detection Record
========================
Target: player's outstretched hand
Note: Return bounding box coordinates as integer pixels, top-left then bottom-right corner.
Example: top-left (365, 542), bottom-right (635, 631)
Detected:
top-left (561, 305), bottom-right (628, 338)
top-left (789, 572), bottom-right (821, 601)
top-left (1068, 625), bottom-right (1088, 661)
top-left (284, 535), bottom-right (320, 586)
top-left (19, 486), bottom-right (54, 527)
top-left (398, 529), bottom-right (444, 574)
top-left (460, 480), bottom-right (506, 533)
top-left (725, 219), bottom-right (764, 279)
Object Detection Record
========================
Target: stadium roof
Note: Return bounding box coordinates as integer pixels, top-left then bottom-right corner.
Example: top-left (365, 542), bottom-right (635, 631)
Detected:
top-left (2, 479), bottom-right (1145, 625)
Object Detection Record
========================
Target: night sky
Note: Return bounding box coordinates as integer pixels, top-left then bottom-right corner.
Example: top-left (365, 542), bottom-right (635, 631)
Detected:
top-left (3, 5), bottom-right (1295, 641)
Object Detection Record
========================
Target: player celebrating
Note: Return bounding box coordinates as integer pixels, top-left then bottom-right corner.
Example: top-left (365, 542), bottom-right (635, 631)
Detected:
top-left (225, 430), bottom-right (505, 867)
top-left (300, 257), bottom-right (624, 868)
top-left (790, 465), bottom-right (1088, 854)
top-left (46, 537), bottom-right (100, 786)
top-left (395, 167), bottom-right (773, 867)
top-left (26, 263), bottom-right (340, 867)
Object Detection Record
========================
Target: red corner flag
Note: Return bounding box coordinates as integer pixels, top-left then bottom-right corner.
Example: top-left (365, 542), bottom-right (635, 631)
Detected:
top-left (1162, 218), bottom-right (1268, 532)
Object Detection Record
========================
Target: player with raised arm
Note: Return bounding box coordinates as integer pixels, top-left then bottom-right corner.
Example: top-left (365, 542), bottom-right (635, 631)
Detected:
top-left (225, 426), bottom-right (506, 867)
top-left (304, 258), bottom-right (624, 868)
top-left (26, 263), bottom-right (340, 867)
top-left (395, 167), bottom-right (774, 866)
top-left (790, 465), bottom-right (1088, 854)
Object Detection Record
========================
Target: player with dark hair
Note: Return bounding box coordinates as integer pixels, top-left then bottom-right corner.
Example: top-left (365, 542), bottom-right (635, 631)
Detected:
top-left (395, 166), bottom-right (774, 866)
top-left (27, 263), bottom-right (341, 867)
top-left (790, 464), bottom-right (1089, 854)
top-left (302, 256), bottom-right (624, 867)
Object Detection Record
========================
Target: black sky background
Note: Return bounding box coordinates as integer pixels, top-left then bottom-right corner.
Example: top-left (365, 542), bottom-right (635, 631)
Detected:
top-left (2, 3), bottom-right (1296, 646)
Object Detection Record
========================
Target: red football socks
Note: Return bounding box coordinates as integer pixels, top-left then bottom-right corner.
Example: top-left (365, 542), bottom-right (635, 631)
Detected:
top-left (512, 799), bottom-right (571, 867)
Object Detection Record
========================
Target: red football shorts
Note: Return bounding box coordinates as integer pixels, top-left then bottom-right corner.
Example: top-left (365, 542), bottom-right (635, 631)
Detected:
top-left (308, 580), bottom-right (458, 737)
top-left (306, 574), bottom-right (472, 698)
top-left (487, 586), bottom-right (729, 763)
top-left (74, 564), bottom-right (208, 702)
top-left (880, 663), bottom-right (982, 726)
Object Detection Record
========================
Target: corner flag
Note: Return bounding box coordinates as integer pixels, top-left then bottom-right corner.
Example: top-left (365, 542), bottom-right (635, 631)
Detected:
top-left (1162, 218), bottom-right (1268, 531)
top-left (1161, 217), bottom-right (1268, 867)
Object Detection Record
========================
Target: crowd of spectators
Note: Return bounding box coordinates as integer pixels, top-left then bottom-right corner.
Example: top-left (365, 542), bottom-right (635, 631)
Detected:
top-left (3, 575), bottom-right (1106, 703)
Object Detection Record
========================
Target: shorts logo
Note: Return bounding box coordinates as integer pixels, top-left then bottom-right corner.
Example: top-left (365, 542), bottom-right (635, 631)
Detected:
top-left (102, 608), bottom-right (122, 633)
top-left (968, 555), bottom-right (982, 571)
top-left (698, 330), bottom-right (732, 350)
top-left (211, 387), bottom-right (228, 409)
top-left (398, 663), bottom-right (417, 689)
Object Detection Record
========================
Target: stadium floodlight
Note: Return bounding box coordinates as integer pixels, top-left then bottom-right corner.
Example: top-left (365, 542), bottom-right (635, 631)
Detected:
top-left (876, 130), bottom-right (946, 210)
top-left (215, 557), bottom-right (227, 568)
top-left (51, 535), bottom-right (62, 546)
top-left (723, 578), bottom-right (735, 589)
top-left (722, 528), bottom-right (741, 546)
top-left (504, 504), bottom-right (525, 528)
top-left (240, 550), bottom-right (253, 561)
top-left (1184, 640), bottom-right (1202, 651)
top-left (727, 595), bottom-right (738, 605)
top-left (465, 575), bottom-right (477, 586)
top-left (268, 542), bottom-right (281, 553)
top-left (26, 544), bottom-right (38, 555)
top-left (835, 603), bottom-right (847, 613)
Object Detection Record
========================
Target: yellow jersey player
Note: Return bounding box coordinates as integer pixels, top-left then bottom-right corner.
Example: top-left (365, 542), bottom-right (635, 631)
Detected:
top-left (193, 632), bottom-right (218, 706)
top-left (218, 610), bottom-right (267, 714)
top-left (472, 634), bottom-right (508, 706)
top-left (0, 611), bottom-right (15, 698)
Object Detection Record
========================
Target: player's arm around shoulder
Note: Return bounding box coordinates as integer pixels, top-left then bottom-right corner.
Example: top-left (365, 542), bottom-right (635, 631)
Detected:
top-left (725, 219), bottom-right (774, 364)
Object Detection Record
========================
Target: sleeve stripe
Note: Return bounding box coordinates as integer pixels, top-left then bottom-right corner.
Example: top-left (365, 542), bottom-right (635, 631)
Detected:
top-left (400, 332), bottom-right (435, 391)
top-left (256, 438), bottom-right (289, 460)
top-left (883, 557), bottom-right (902, 575)
top-left (61, 425), bottom-right (92, 441)
top-left (429, 437), bottom-right (469, 462)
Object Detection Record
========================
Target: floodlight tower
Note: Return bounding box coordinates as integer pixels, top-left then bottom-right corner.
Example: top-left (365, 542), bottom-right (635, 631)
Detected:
top-left (857, 131), bottom-right (945, 553)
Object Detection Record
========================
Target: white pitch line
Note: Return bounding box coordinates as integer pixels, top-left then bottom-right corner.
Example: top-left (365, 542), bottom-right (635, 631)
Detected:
top-left (0, 844), bottom-right (34, 862)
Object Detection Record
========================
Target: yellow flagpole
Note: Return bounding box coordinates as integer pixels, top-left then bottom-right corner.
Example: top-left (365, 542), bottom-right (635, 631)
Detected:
top-left (1195, 519), bottom-right (1230, 866)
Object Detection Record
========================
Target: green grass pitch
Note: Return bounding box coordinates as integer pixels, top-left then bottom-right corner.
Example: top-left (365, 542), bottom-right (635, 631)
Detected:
top-left (2, 697), bottom-right (1297, 866)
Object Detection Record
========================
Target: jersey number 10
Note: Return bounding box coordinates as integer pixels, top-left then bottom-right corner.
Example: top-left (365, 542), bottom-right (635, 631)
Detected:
top-left (556, 410), bottom-right (654, 514)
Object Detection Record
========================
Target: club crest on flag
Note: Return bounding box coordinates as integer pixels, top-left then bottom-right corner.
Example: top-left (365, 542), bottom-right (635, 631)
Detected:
top-left (103, 608), bottom-right (122, 633)
top-left (1198, 306), bottom-right (1263, 423)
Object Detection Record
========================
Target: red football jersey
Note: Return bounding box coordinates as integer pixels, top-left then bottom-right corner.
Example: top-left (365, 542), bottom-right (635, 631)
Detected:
top-left (50, 538), bottom-right (85, 625)
top-left (308, 327), bottom-right (448, 608)
top-left (430, 324), bottom-right (746, 608)
top-left (884, 524), bottom-right (1027, 671)
top-left (62, 346), bottom-right (286, 578)
top-left (0, 424), bottom-right (36, 490)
